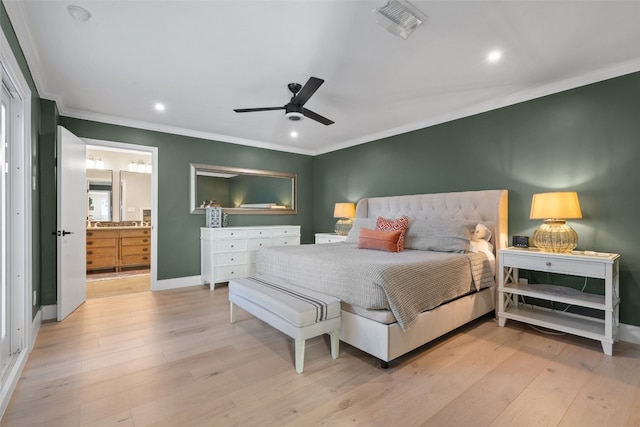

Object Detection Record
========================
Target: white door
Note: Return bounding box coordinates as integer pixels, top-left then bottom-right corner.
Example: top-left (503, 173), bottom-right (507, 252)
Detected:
top-left (57, 126), bottom-right (87, 320)
top-left (0, 83), bottom-right (12, 374)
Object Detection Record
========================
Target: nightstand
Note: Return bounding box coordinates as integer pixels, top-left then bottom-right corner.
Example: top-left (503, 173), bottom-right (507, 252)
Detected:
top-left (315, 233), bottom-right (347, 244)
top-left (498, 247), bottom-right (620, 355)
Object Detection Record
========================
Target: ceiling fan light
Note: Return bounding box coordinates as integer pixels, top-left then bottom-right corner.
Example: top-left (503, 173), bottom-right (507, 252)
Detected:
top-left (286, 112), bottom-right (304, 121)
top-left (373, 0), bottom-right (427, 40)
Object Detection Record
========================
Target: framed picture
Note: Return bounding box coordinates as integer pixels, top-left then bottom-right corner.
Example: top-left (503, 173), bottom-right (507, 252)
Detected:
top-left (205, 206), bottom-right (222, 228)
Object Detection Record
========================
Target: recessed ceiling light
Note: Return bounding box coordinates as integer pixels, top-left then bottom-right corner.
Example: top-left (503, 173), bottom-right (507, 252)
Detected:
top-left (67, 5), bottom-right (91, 22)
top-left (290, 131), bottom-right (298, 138)
top-left (487, 50), bottom-right (502, 63)
top-left (154, 103), bottom-right (166, 112)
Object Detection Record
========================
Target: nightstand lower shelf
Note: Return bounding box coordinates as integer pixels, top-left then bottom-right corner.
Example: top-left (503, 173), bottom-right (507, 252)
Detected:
top-left (500, 305), bottom-right (613, 355)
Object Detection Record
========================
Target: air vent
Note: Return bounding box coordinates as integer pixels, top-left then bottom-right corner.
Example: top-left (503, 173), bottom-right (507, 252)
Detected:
top-left (373, 0), bottom-right (428, 40)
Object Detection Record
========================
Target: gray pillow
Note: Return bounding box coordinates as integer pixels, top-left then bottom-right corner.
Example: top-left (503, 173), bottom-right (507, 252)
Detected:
top-left (344, 218), bottom-right (377, 243)
top-left (404, 219), bottom-right (475, 253)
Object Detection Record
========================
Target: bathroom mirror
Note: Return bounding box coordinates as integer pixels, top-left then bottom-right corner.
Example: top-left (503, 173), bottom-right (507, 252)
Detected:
top-left (189, 164), bottom-right (296, 214)
top-left (120, 171), bottom-right (152, 221)
top-left (87, 169), bottom-right (113, 221)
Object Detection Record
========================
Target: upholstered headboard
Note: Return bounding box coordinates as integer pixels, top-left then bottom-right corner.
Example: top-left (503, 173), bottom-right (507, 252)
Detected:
top-left (355, 190), bottom-right (509, 253)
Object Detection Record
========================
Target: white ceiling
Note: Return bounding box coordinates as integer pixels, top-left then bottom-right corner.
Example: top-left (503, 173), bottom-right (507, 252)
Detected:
top-left (5, 1), bottom-right (640, 155)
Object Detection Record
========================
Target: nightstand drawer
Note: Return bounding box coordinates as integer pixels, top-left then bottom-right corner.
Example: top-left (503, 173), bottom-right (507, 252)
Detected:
top-left (502, 252), bottom-right (606, 277)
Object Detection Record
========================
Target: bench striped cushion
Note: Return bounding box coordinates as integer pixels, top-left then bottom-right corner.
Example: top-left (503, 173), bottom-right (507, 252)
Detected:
top-left (229, 275), bottom-right (341, 327)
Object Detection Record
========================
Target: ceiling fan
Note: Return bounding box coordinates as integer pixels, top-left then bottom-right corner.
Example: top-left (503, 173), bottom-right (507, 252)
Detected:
top-left (234, 77), bottom-right (334, 125)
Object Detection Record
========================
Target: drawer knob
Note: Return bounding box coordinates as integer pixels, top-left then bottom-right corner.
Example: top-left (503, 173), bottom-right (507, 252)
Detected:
top-left (231, 258), bottom-right (234, 261)
top-left (143, 239), bottom-right (149, 243)
top-left (230, 245), bottom-right (234, 248)
top-left (87, 261), bottom-right (93, 265)
top-left (87, 241), bottom-right (93, 245)
top-left (87, 251), bottom-right (93, 255)
top-left (143, 257), bottom-right (148, 261)
top-left (546, 262), bottom-right (552, 267)
top-left (259, 243), bottom-right (262, 247)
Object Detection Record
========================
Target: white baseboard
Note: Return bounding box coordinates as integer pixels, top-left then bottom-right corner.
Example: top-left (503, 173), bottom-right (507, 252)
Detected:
top-left (41, 305), bottom-right (57, 321)
top-left (31, 309), bottom-right (42, 349)
top-left (154, 275), bottom-right (204, 291)
top-left (620, 323), bottom-right (640, 345)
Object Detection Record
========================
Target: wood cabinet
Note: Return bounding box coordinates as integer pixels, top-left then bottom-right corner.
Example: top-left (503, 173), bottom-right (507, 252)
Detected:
top-left (86, 227), bottom-right (151, 273)
top-left (201, 226), bottom-right (300, 289)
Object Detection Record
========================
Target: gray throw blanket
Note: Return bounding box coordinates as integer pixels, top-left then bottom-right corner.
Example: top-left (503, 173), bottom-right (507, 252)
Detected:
top-left (256, 243), bottom-right (493, 331)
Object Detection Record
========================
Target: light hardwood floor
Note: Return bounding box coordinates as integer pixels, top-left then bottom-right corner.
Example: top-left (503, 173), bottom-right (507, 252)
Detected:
top-left (87, 274), bottom-right (150, 299)
top-left (3, 285), bottom-right (640, 426)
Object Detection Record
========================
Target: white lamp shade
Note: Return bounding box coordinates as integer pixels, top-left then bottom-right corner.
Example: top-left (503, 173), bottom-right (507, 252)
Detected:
top-left (530, 192), bottom-right (582, 220)
top-left (333, 202), bottom-right (355, 218)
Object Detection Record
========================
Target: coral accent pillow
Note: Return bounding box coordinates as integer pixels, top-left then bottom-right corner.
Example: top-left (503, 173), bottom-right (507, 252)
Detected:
top-left (357, 228), bottom-right (402, 253)
top-left (376, 215), bottom-right (409, 252)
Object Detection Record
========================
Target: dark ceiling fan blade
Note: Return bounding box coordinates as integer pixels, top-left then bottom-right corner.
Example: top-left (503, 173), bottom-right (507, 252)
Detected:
top-left (291, 77), bottom-right (324, 106)
top-left (302, 108), bottom-right (334, 126)
top-left (234, 106), bottom-right (285, 113)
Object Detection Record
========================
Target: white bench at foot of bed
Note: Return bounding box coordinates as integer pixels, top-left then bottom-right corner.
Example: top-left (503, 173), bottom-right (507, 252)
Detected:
top-left (229, 275), bottom-right (341, 374)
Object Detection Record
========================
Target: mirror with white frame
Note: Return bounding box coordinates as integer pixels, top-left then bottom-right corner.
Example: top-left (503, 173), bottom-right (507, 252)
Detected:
top-left (189, 164), bottom-right (297, 214)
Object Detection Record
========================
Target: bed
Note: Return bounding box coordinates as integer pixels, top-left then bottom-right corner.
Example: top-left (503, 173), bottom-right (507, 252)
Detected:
top-left (256, 189), bottom-right (508, 367)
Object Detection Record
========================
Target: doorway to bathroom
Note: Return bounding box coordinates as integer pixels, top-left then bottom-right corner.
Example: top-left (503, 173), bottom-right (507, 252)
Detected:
top-left (83, 140), bottom-right (157, 298)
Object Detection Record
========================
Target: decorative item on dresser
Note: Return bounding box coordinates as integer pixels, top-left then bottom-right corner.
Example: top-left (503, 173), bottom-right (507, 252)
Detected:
top-left (86, 226), bottom-right (151, 273)
top-left (315, 233), bottom-right (348, 244)
top-left (200, 225), bottom-right (300, 290)
top-left (498, 247), bottom-right (620, 355)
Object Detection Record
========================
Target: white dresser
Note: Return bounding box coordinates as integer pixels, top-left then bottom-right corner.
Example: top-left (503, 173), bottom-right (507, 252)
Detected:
top-left (201, 225), bottom-right (300, 289)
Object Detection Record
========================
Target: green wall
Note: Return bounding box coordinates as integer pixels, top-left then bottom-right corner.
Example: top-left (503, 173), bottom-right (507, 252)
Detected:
top-left (313, 71), bottom-right (640, 326)
top-left (58, 118), bottom-right (315, 282)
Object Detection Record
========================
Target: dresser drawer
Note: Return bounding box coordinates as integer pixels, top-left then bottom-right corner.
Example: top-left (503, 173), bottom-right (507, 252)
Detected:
top-left (247, 229), bottom-right (271, 238)
top-left (247, 238), bottom-right (271, 251)
top-left (211, 229), bottom-right (247, 239)
top-left (215, 239), bottom-right (247, 253)
top-left (87, 238), bottom-right (117, 248)
top-left (120, 228), bottom-right (151, 238)
top-left (270, 227), bottom-right (299, 237)
top-left (502, 252), bottom-right (606, 277)
top-left (215, 252), bottom-right (247, 267)
top-left (86, 229), bottom-right (119, 238)
top-left (121, 254), bottom-right (151, 267)
top-left (121, 236), bottom-right (151, 246)
top-left (86, 257), bottom-right (116, 269)
top-left (270, 236), bottom-right (300, 247)
top-left (121, 244), bottom-right (150, 256)
top-left (87, 247), bottom-right (116, 259)
top-left (214, 265), bottom-right (248, 282)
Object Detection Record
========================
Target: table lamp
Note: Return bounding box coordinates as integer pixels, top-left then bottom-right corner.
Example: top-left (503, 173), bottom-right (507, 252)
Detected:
top-left (530, 191), bottom-right (582, 253)
top-left (334, 202), bottom-right (356, 236)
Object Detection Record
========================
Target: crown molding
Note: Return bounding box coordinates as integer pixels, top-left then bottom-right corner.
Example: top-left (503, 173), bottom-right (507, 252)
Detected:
top-left (62, 108), bottom-right (315, 156)
top-left (313, 58), bottom-right (640, 155)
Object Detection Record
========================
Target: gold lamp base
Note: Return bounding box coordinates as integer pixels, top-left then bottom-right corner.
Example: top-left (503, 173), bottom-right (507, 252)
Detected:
top-left (334, 218), bottom-right (353, 236)
top-left (532, 220), bottom-right (578, 253)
